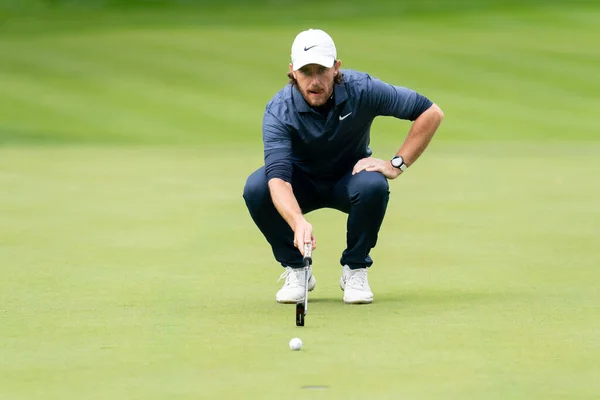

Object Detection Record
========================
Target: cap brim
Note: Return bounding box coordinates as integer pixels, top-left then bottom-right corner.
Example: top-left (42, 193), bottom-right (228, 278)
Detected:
top-left (292, 55), bottom-right (335, 71)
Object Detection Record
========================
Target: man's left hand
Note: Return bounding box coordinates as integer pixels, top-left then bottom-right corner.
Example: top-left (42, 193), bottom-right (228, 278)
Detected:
top-left (352, 157), bottom-right (402, 179)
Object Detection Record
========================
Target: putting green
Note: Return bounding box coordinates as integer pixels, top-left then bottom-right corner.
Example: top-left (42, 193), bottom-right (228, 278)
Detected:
top-left (1, 1), bottom-right (599, 398)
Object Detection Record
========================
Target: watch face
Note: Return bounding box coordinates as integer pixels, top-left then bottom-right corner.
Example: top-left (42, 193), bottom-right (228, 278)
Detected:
top-left (392, 156), bottom-right (403, 167)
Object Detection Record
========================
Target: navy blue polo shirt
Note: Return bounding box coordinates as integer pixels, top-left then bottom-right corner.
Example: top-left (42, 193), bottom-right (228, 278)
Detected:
top-left (262, 69), bottom-right (433, 182)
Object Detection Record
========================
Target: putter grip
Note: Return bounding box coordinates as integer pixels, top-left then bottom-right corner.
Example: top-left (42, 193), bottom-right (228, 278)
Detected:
top-left (303, 243), bottom-right (312, 266)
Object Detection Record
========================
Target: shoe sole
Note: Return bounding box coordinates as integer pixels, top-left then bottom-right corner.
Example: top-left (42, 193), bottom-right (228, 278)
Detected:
top-left (343, 298), bottom-right (373, 304)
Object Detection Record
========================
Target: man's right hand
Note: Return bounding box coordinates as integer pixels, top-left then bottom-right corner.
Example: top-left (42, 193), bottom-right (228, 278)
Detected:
top-left (293, 218), bottom-right (316, 256)
top-left (267, 178), bottom-right (317, 256)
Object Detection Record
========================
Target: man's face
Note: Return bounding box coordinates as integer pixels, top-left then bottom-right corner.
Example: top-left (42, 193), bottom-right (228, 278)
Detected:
top-left (290, 61), bottom-right (342, 107)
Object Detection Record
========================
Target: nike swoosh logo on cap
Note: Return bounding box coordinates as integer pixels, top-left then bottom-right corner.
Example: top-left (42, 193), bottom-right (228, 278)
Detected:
top-left (339, 112), bottom-right (352, 120)
top-left (304, 45), bottom-right (318, 51)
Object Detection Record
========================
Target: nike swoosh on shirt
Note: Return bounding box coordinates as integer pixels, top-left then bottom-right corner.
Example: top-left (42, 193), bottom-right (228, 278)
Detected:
top-left (339, 112), bottom-right (352, 120)
top-left (304, 45), bottom-right (318, 51)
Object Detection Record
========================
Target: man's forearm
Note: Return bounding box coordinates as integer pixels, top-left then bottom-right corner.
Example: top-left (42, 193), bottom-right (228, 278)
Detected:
top-left (268, 178), bottom-right (304, 230)
top-left (397, 103), bottom-right (444, 166)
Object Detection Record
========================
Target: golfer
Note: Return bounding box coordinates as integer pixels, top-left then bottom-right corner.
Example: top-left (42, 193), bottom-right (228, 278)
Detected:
top-left (243, 29), bottom-right (444, 304)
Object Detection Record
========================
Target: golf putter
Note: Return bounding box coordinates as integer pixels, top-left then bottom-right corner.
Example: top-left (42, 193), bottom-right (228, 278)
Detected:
top-left (296, 243), bottom-right (312, 326)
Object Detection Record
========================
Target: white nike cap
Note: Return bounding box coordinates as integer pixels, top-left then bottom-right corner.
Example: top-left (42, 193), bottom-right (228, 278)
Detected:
top-left (290, 29), bottom-right (337, 71)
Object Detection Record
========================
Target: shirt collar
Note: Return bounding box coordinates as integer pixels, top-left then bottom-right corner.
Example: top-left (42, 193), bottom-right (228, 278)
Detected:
top-left (292, 85), bottom-right (311, 113)
top-left (333, 80), bottom-right (348, 107)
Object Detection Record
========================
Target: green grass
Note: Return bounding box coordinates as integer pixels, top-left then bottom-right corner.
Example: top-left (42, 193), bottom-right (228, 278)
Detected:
top-left (1, 1), bottom-right (600, 399)
top-left (1, 2), bottom-right (599, 145)
top-left (1, 143), bottom-right (599, 399)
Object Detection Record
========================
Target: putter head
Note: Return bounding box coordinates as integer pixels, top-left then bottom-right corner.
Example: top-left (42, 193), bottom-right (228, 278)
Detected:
top-left (296, 301), bottom-right (305, 326)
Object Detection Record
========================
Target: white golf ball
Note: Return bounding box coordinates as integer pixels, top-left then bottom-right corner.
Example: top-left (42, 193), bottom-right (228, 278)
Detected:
top-left (289, 337), bottom-right (303, 351)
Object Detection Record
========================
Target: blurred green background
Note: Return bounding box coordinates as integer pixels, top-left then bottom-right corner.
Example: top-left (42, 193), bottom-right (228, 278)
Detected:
top-left (1, 1), bottom-right (599, 399)
top-left (1, 0), bottom-right (598, 145)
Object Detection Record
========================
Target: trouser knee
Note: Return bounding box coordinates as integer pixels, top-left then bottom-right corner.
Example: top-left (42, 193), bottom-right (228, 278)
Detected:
top-left (350, 172), bottom-right (389, 204)
top-left (243, 167), bottom-right (269, 213)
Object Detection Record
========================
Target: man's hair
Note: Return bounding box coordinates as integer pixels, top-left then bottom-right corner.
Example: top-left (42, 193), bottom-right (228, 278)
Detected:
top-left (287, 66), bottom-right (344, 87)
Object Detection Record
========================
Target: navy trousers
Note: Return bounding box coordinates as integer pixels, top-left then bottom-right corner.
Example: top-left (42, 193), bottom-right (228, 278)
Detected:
top-left (243, 166), bottom-right (390, 270)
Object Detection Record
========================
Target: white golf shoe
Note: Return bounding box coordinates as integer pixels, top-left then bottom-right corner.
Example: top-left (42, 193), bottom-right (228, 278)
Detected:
top-left (340, 265), bottom-right (373, 304)
top-left (276, 267), bottom-right (316, 303)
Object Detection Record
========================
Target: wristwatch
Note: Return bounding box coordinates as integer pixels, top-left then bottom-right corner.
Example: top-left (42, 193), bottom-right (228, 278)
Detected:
top-left (390, 155), bottom-right (407, 172)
